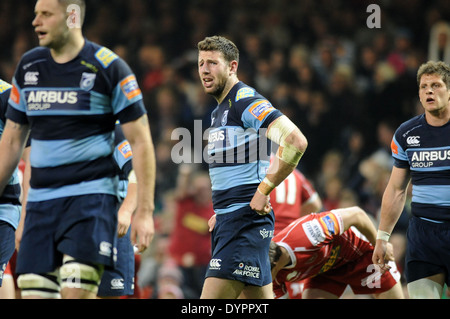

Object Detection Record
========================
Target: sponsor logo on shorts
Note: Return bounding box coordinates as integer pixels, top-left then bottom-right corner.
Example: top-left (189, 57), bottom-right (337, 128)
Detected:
top-left (209, 258), bottom-right (222, 270)
top-left (259, 228), bottom-right (274, 239)
top-left (110, 278), bottom-right (125, 290)
top-left (99, 241), bottom-right (112, 257)
top-left (232, 263), bottom-right (260, 279)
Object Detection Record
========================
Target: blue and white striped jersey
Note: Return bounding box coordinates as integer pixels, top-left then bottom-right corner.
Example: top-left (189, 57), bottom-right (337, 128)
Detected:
top-left (0, 79), bottom-right (21, 229)
top-left (391, 113), bottom-right (450, 221)
top-left (7, 40), bottom-right (146, 202)
top-left (207, 81), bottom-right (282, 214)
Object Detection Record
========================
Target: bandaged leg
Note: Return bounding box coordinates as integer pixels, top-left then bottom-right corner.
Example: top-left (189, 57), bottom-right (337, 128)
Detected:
top-left (407, 278), bottom-right (443, 299)
top-left (60, 255), bottom-right (104, 296)
top-left (17, 271), bottom-right (61, 299)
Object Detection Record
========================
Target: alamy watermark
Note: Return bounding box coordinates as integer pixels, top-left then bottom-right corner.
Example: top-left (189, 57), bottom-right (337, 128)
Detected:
top-left (170, 120), bottom-right (276, 166)
top-left (366, 4), bottom-right (381, 29)
top-left (67, 4), bottom-right (81, 28)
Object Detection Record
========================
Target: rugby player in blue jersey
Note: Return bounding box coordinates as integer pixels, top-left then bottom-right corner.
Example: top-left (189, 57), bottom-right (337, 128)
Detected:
top-left (0, 0), bottom-right (156, 299)
top-left (0, 80), bottom-right (21, 298)
top-left (373, 61), bottom-right (450, 298)
top-left (197, 36), bottom-right (308, 299)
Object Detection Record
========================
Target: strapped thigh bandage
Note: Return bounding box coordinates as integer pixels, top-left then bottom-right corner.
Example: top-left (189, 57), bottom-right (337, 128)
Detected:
top-left (59, 255), bottom-right (104, 294)
top-left (17, 271), bottom-right (61, 299)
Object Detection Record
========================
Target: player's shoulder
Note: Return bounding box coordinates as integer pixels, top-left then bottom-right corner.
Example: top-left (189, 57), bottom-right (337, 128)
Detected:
top-left (396, 114), bottom-right (425, 134)
top-left (19, 47), bottom-right (49, 66)
top-left (83, 40), bottom-right (126, 71)
top-left (233, 82), bottom-right (266, 105)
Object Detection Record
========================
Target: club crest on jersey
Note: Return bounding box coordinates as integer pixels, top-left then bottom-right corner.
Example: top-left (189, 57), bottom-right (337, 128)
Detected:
top-left (80, 72), bottom-right (96, 91)
top-left (221, 110), bottom-right (229, 126)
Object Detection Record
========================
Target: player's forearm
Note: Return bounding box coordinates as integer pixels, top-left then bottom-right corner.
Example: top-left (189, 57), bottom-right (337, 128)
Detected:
top-left (130, 139), bottom-right (156, 215)
top-left (122, 115), bottom-right (156, 216)
top-left (378, 185), bottom-right (407, 235)
top-left (0, 120), bottom-right (29, 193)
top-left (259, 117), bottom-right (307, 195)
top-left (119, 180), bottom-right (138, 217)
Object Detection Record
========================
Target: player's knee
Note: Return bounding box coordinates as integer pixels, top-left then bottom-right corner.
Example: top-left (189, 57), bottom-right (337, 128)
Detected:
top-left (17, 272), bottom-right (61, 299)
top-left (59, 255), bottom-right (104, 294)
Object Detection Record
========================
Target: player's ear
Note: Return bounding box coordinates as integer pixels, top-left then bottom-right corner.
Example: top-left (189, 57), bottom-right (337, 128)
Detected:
top-left (229, 60), bottom-right (238, 75)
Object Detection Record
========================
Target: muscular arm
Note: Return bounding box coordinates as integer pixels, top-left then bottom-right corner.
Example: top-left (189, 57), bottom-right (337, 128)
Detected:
top-left (0, 119), bottom-right (29, 193)
top-left (251, 115), bottom-right (308, 214)
top-left (336, 206), bottom-right (378, 246)
top-left (120, 114), bottom-right (156, 252)
top-left (378, 166), bottom-right (410, 234)
top-left (372, 166), bottom-right (410, 268)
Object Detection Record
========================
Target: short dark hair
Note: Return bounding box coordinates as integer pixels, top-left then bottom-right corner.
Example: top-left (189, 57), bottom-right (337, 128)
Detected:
top-left (269, 241), bottom-right (282, 270)
top-left (197, 36), bottom-right (239, 63)
top-left (417, 61), bottom-right (450, 88)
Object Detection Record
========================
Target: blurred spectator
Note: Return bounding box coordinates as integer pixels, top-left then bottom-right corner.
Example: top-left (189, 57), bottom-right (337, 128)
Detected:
top-left (428, 21), bottom-right (450, 64)
top-left (168, 164), bottom-right (214, 298)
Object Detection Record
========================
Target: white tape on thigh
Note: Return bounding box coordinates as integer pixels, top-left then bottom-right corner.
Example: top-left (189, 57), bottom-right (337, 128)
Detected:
top-left (60, 255), bottom-right (103, 294)
top-left (407, 278), bottom-right (443, 299)
top-left (17, 272), bottom-right (61, 299)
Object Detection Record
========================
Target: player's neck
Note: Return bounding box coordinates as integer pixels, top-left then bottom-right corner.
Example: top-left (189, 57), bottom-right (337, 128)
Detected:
top-left (50, 31), bottom-right (85, 64)
top-left (216, 76), bottom-right (239, 104)
top-left (425, 105), bottom-right (450, 127)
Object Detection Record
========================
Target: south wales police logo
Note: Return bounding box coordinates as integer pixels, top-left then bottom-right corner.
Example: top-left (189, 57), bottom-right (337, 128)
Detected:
top-left (80, 72), bottom-right (96, 91)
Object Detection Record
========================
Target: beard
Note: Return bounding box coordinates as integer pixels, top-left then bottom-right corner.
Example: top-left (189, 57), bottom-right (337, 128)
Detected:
top-left (205, 77), bottom-right (227, 99)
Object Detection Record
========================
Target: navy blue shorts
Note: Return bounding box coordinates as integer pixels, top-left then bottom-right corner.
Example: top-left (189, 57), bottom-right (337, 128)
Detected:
top-left (16, 194), bottom-right (119, 275)
top-left (0, 221), bottom-right (15, 286)
top-left (405, 216), bottom-right (450, 286)
top-left (205, 206), bottom-right (274, 287)
top-left (98, 228), bottom-right (135, 297)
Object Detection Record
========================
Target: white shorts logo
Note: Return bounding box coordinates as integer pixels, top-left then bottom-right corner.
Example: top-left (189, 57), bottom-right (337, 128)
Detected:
top-left (209, 259), bottom-right (222, 270)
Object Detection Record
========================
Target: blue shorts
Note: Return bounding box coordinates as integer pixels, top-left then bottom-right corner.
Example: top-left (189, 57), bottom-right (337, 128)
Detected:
top-left (98, 228), bottom-right (135, 297)
top-left (205, 206), bottom-right (274, 287)
top-left (405, 216), bottom-right (450, 286)
top-left (16, 194), bottom-right (119, 275)
top-left (0, 221), bottom-right (15, 287)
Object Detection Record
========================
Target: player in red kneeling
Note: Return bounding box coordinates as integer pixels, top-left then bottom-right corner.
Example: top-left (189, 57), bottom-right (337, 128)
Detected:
top-left (270, 206), bottom-right (404, 299)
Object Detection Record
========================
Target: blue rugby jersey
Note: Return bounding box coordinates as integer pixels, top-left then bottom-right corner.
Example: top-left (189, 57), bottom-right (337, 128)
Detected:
top-left (391, 114), bottom-right (450, 221)
top-left (0, 79), bottom-right (21, 229)
top-left (207, 81), bottom-right (282, 214)
top-left (7, 40), bottom-right (146, 202)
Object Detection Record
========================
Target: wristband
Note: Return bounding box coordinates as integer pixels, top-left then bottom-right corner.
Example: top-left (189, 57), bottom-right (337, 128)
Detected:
top-left (376, 230), bottom-right (391, 242)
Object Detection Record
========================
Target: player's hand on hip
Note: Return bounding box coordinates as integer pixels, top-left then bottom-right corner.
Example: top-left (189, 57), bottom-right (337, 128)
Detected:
top-left (250, 190), bottom-right (272, 215)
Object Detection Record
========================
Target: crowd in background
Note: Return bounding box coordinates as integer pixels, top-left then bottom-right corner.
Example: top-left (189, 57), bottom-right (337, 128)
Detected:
top-left (1, 0), bottom-right (449, 298)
